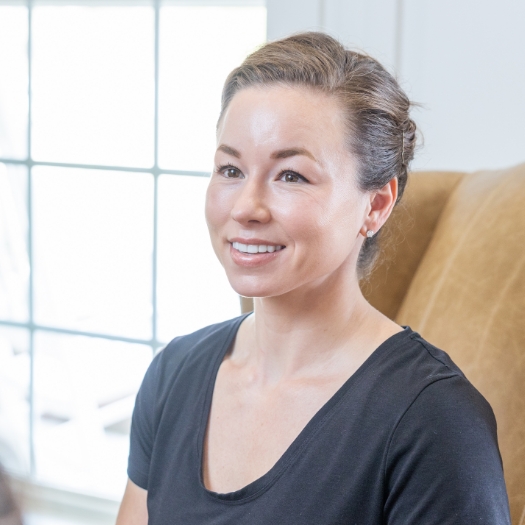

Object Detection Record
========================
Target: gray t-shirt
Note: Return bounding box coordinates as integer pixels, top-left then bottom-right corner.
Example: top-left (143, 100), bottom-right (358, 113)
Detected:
top-left (128, 315), bottom-right (510, 524)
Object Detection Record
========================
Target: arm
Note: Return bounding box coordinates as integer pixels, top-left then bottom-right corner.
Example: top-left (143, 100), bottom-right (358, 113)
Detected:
top-left (120, 352), bottom-right (163, 525)
top-left (116, 479), bottom-right (148, 525)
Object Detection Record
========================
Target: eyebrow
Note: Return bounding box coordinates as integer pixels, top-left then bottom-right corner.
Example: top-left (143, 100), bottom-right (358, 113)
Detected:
top-left (217, 144), bottom-right (241, 158)
top-left (217, 144), bottom-right (317, 162)
top-left (271, 148), bottom-right (317, 162)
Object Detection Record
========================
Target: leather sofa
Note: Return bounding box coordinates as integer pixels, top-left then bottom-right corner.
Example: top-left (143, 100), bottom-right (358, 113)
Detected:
top-left (364, 163), bottom-right (525, 524)
top-left (240, 162), bottom-right (525, 523)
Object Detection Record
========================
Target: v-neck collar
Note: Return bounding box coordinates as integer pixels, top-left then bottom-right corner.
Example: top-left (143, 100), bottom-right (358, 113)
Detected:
top-left (196, 314), bottom-right (412, 504)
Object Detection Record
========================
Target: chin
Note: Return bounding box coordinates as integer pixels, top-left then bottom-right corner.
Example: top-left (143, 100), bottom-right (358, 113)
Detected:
top-left (227, 274), bottom-right (290, 300)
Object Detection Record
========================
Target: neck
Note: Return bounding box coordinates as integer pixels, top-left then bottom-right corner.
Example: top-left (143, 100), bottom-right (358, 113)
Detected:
top-left (237, 269), bottom-right (382, 383)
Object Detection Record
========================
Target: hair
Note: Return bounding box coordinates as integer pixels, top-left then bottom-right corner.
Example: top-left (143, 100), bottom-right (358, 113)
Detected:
top-left (218, 32), bottom-right (417, 277)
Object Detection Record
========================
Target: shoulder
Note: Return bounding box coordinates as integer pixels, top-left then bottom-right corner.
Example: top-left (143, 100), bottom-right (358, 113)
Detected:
top-left (380, 331), bottom-right (509, 523)
top-left (389, 328), bottom-right (466, 377)
top-left (373, 328), bottom-right (478, 401)
top-left (384, 329), bottom-right (496, 432)
top-left (369, 328), bottom-right (499, 460)
top-left (350, 327), bottom-right (497, 447)
top-left (388, 370), bottom-right (498, 456)
top-left (127, 314), bottom-right (248, 489)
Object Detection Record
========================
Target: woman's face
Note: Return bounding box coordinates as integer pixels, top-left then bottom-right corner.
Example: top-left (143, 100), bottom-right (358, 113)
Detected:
top-left (205, 85), bottom-right (371, 299)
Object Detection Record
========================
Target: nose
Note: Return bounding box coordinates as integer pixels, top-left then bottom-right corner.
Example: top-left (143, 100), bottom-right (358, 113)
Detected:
top-left (230, 177), bottom-right (271, 225)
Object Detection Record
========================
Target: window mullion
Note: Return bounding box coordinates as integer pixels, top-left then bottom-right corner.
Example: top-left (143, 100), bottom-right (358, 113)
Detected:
top-left (27, 0), bottom-right (36, 479)
top-left (152, 0), bottom-right (160, 355)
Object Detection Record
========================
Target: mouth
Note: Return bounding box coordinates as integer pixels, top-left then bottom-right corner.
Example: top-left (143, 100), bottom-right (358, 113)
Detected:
top-left (231, 241), bottom-right (285, 254)
top-left (229, 241), bottom-right (286, 268)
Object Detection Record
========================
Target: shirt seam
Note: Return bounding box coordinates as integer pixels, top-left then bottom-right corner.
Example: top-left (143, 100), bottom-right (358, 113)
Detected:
top-left (408, 333), bottom-right (461, 375)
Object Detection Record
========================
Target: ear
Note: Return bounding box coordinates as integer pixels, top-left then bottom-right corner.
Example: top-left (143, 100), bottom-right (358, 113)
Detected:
top-left (359, 177), bottom-right (398, 237)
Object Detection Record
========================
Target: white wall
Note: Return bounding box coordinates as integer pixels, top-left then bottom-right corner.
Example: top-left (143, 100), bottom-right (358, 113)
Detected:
top-left (266, 0), bottom-right (525, 172)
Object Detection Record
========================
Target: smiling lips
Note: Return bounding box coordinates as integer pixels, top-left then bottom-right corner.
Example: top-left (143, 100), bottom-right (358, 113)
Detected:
top-left (232, 241), bottom-right (285, 254)
top-left (229, 241), bottom-right (286, 267)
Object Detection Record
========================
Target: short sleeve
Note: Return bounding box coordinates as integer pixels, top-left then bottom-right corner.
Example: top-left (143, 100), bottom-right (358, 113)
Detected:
top-left (384, 375), bottom-right (511, 525)
top-left (127, 352), bottom-right (162, 490)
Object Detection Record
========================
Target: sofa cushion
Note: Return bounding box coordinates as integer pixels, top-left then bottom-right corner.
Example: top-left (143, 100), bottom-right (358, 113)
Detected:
top-left (396, 162), bottom-right (525, 524)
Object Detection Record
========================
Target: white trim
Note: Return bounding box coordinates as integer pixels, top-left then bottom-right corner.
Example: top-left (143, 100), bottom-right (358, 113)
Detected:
top-left (163, 0), bottom-right (265, 6)
top-left (32, 0), bottom-right (151, 5)
top-left (12, 0), bottom-right (266, 5)
top-left (394, 0), bottom-right (404, 74)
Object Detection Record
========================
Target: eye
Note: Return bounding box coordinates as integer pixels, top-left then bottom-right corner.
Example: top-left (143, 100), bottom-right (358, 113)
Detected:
top-left (225, 167), bottom-right (240, 178)
top-left (216, 164), bottom-right (243, 178)
top-left (279, 170), bottom-right (307, 183)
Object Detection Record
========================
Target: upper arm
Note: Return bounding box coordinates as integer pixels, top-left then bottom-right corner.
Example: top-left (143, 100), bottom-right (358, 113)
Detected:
top-left (128, 353), bottom-right (162, 490)
top-left (384, 376), bottom-right (511, 525)
top-left (116, 479), bottom-right (148, 525)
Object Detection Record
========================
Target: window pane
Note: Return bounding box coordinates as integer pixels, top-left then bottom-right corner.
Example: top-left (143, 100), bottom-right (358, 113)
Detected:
top-left (157, 174), bottom-right (239, 343)
top-left (32, 166), bottom-right (153, 339)
top-left (34, 331), bottom-right (152, 499)
top-left (158, 6), bottom-right (266, 172)
top-left (0, 6), bottom-right (28, 160)
top-left (32, 5), bottom-right (154, 167)
top-left (0, 326), bottom-right (30, 476)
top-left (0, 163), bottom-right (29, 322)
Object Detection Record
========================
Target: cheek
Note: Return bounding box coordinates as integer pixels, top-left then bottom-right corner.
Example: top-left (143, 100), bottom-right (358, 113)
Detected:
top-left (282, 191), bottom-right (360, 250)
top-left (268, 210), bottom-right (331, 275)
top-left (306, 205), bottom-right (365, 273)
top-left (205, 182), bottom-right (229, 234)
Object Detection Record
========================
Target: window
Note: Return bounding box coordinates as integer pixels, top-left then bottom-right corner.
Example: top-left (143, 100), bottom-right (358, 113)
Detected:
top-left (0, 0), bottom-right (266, 500)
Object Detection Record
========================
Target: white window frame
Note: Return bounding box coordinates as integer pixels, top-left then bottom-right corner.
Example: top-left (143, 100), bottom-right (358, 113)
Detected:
top-left (0, 0), bottom-right (266, 514)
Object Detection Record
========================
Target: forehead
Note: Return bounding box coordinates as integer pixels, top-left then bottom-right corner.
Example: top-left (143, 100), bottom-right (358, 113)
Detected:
top-left (217, 85), bottom-right (348, 152)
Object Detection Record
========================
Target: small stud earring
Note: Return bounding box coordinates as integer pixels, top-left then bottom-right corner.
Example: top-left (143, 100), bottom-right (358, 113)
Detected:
top-left (366, 230), bottom-right (374, 238)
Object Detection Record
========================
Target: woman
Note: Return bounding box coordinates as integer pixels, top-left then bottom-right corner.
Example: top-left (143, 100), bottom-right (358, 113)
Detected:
top-left (117, 33), bottom-right (510, 524)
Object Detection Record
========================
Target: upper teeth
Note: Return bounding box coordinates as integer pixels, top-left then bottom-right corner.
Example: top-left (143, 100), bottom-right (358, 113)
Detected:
top-left (232, 242), bottom-right (284, 254)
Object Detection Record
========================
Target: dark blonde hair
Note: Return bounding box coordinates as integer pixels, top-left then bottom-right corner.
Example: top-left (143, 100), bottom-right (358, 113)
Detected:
top-left (219, 32), bottom-right (417, 276)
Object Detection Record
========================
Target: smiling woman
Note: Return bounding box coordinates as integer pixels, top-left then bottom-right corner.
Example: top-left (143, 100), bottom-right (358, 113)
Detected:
top-left (117, 33), bottom-right (511, 525)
